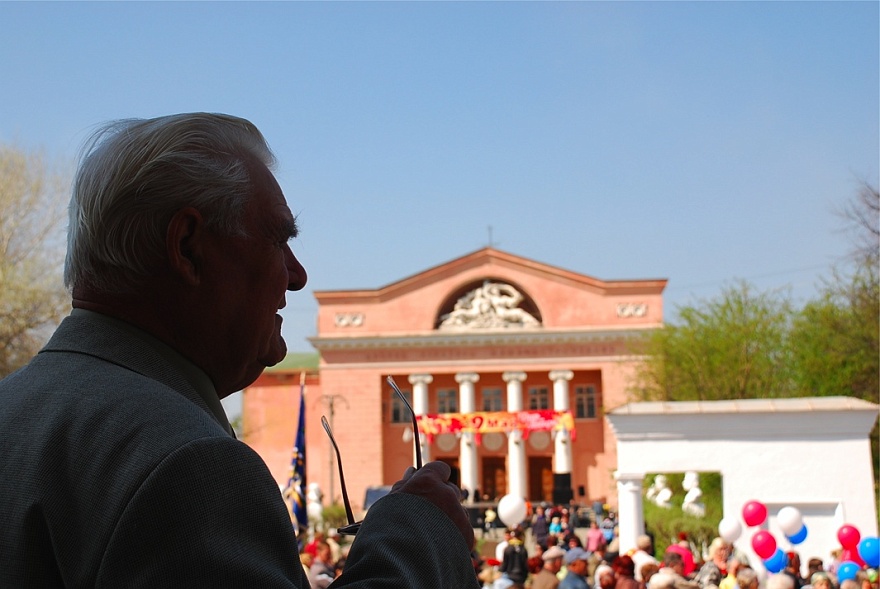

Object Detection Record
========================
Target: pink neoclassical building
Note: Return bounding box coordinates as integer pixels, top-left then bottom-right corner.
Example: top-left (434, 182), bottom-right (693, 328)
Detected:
top-left (243, 247), bottom-right (666, 516)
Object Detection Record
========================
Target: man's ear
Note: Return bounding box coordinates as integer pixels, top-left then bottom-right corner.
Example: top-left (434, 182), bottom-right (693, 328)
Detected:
top-left (166, 207), bottom-right (205, 286)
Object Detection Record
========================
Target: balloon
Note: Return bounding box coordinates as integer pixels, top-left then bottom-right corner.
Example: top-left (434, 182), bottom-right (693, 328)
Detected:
top-left (837, 561), bottom-right (860, 582)
top-left (786, 524), bottom-right (808, 545)
top-left (764, 548), bottom-right (787, 573)
top-left (838, 524), bottom-right (861, 550)
top-left (842, 548), bottom-right (867, 568)
top-left (752, 530), bottom-right (778, 559)
top-left (743, 500), bottom-right (768, 527)
top-left (776, 506), bottom-right (804, 536)
top-left (858, 536), bottom-right (880, 568)
top-left (497, 494), bottom-right (527, 528)
top-left (719, 517), bottom-right (743, 543)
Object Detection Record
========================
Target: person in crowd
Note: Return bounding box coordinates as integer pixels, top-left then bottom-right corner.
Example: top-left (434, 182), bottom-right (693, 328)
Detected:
top-left (785, 552), bottom-right (805, 589)
top-left (615, 555), bottom-right (640, 589)
top-left (632, 535), bottom-right (660, 582)
top-left (0, 112), bottom-right (478, 588)
top-left (696, 538), bottom-right (731, 589)
top-left (597, 564), bottom-right (618, 589)
top-left (719, 557), bottom-right (744, 589)
top-left (607, 527), bottom-right (622, 561)
top-left (641, 563), bottom-right (661, 589)
top-left (735, 568), bottom-right (759, 589)
top-left (588, 521), bottom-right (609, 553)
top-left (561, 547), bottom-right (593, 589)
top-left (485, 505), bottom-right (499, 538)
top-left (497, 528), bottom-right (514, 563)
top-left (650, 571), bottom-right (679, 589)
top-left (666, 533), bottom-right (697, 577)
top-left (533, 545), bottom-right (567, 589)
top-left (304, 531), bottom-right (326, 559)
top-left (809, 572), bottom-right (833, 589)
top-left (768, 573), bottom-right (796, 589)
top-left (309, 541), bottom-right (337, 589)
top-left (589, 543), bottom-right (611, 580)
top-left (660, 551), bottom-right (700, 589)
top-left (533, 505), bottom-right (551, 549)
top-left (499, 528), bottom-right (530, 588)
top-left (806, 559), bottom-right (825, 581)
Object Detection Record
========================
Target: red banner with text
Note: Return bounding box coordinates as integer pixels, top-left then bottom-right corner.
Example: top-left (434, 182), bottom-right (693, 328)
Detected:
top-left (416, 410), bottom-right (575, 442)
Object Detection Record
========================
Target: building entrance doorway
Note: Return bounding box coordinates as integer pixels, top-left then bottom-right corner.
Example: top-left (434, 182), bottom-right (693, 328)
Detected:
top-left (529, 456), bottom-right (553, 503)
top-left (482, 457), bottom-right (507, 501)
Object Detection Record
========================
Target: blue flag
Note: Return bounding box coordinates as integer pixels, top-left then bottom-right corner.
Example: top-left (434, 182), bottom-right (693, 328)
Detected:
top-left (283, 372), bottom-right (308, 534)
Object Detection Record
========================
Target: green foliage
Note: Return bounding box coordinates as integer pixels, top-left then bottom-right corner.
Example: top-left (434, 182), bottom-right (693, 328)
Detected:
top-left (643, 472), bottom-right (723, 559)
top-left (319, 503), bottom-right (350, 531)
top-left (630, 281), bottom-right (796, 401)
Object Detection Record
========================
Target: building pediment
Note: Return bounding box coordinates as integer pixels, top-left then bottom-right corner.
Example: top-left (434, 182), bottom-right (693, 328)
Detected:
top-left (312, 247), bottom-right (667, 337)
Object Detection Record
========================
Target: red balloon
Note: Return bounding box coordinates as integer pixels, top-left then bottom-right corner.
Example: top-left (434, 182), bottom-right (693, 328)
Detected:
top-left (742, 500), bottom-right (768, 527)
top-left (752, 530), bottom-right (778, 559)
top-left (838, 525), bottom-right (861, 550)
top-left (841, 548), bottom-right (866, 568)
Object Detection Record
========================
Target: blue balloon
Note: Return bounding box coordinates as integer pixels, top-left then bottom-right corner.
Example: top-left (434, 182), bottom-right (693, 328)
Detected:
top-left (837, 561), bottom-right (860, 582)
top-left (786, 524), bottom-right (808, 545)
top-left (764, 548), bottom-right (787, 573)
top-left (858, 536), bottom-right (880, 568)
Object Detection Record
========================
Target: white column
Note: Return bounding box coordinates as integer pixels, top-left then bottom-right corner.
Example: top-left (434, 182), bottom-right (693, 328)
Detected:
top-left (615, 471), bottom-right (646, 554)
top-left (549, 370), bottom-right (574, 474)
top-left (503, 371), bottom-right (527, 500)
top-left (456, 372), bottom-right (479, 504)
top-left (408, 373), bottom-right (433, 465)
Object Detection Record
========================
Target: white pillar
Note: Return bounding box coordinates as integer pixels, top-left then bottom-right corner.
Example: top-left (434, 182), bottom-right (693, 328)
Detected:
top-left (615, 471), bottom-right (646, 554)
top-left (456, 372), bottom-right (479, 504)
top-left (549, 370), bottom-right (574, 474)
top-left (408, 373), bottom-right (433, 465)
top-left (503, 371), bottom-right (527, 500)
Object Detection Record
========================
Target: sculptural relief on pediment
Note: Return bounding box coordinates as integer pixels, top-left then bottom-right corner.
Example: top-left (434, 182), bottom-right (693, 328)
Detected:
top-left (437, 280), bottom-right (541, 331)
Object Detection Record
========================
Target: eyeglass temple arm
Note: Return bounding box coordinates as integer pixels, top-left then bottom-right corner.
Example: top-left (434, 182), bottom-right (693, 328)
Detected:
top-left (387, 376), bottom-right (422, 470)
top-left (320, 416), bottom-right (356, 526)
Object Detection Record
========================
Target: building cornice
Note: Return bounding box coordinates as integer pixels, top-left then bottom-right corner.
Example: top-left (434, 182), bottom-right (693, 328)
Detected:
top-left (308, 324), bottom-right (661, 351)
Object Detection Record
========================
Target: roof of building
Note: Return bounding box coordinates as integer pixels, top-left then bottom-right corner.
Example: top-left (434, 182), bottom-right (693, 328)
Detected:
top-left (609, 396), bottom-right (879, 415)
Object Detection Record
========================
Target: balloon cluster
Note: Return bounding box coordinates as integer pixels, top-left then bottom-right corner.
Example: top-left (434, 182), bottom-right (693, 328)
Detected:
top-left (836, 524), bottom-right (880, 581)
top-left (718, 501), bottom-right (880, 577)
top-left (746, 502), bottom-right (807, 573)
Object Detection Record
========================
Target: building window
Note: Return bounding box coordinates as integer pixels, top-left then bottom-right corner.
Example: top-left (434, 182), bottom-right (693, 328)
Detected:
top-left (528, 386), bottom-right (550, 410)
top-left (391, 389), bottom-right (413, 423)
top-left (575, 385), bottom-right (598, 418)
top-left (482, 387), bottom-right (503, 411)
top-left (437, 388), bottom-right (458, 413)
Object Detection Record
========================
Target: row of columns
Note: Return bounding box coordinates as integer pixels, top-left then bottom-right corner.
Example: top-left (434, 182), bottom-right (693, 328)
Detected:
top-left (407, 370), bottom-right (574, 503)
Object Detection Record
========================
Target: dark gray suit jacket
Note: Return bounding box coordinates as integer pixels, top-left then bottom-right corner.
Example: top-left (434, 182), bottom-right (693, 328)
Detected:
top-left (0, 313), bottom-right (478, 588)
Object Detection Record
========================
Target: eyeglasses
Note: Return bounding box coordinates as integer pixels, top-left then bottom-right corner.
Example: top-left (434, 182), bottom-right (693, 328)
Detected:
top-left (321, 375), bottom-right (422, 535)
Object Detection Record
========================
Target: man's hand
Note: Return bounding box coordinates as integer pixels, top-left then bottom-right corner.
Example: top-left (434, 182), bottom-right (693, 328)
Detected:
top-left (390, 461), bottom-right (475, 549)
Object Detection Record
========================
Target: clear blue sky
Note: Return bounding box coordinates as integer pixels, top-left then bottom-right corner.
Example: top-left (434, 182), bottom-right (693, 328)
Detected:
top-left (2, 1), bottom-right (878, 359)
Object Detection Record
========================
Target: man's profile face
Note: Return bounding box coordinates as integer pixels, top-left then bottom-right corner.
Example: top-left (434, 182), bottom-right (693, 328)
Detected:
top-left (201, 160), bottom-right (307, 393)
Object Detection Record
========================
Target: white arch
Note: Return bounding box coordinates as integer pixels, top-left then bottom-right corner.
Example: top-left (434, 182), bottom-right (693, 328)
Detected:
top-left (606, 396), bottom-right (879, 571)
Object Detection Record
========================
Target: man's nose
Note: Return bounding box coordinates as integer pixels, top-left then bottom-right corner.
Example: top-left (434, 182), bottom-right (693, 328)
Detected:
top-left (285, 246), bottom-right (307, 291)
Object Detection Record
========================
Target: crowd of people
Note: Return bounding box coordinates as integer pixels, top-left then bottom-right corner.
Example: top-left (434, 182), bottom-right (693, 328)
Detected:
top-left (464, 505), bottom-right (879, 589)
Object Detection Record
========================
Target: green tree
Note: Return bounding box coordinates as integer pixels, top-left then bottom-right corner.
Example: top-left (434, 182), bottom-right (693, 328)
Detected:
top-left (0, 144), bottom-right (70, 378)
top-left (629, 281), bottom-right (796, 401)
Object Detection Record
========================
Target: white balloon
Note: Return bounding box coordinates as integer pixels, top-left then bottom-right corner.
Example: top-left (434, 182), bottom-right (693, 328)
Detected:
top-left (777, 506), bottom-right (804, 537)
top-left (718, 517), bottom-right (743, 543)
top-left (497, 494), bottom-right (528, 528)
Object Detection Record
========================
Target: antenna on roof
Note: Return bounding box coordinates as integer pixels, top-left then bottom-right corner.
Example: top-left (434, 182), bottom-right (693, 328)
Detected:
top-left (487, 225), bottom-right (499, 248)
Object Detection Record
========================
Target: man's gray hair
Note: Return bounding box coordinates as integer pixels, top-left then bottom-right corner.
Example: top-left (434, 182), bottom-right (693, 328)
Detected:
top-left (65, 112), bottom-right (275, 293)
